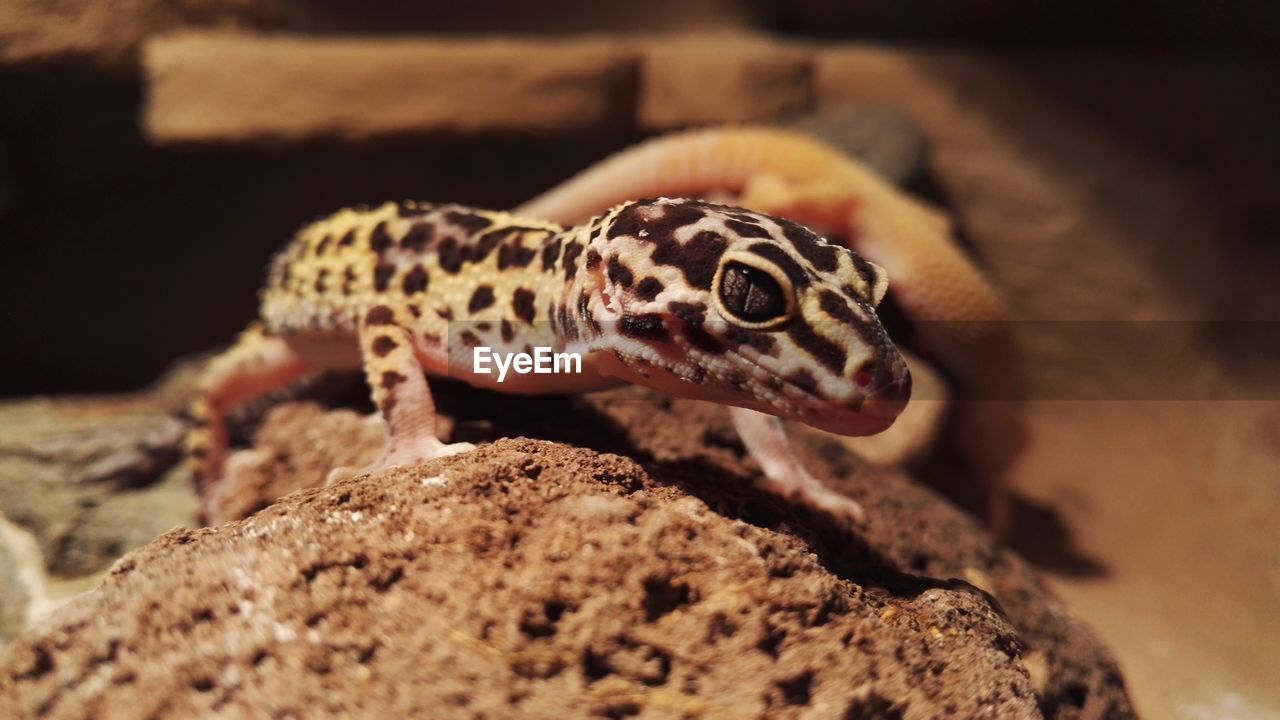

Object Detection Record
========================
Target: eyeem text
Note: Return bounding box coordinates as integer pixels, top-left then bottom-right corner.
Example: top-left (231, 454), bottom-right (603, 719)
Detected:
top-left (472, 346), bottom-right (582, 382)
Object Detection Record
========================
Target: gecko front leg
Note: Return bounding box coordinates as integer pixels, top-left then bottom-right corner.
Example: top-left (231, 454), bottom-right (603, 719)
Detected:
top-left (330, 304), bottom-right (474, 483)
top-left (730, 407), bottom-right (866, 525)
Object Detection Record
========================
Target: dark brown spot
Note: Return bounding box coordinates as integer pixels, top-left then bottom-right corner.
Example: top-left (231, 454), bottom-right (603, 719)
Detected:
top-left (476, 322), bottom-right (491, 332)
top-left (313, 268), bottom-right (329, 294)
top-left (459, 331), bottom-right (481, 347)
top-left (407, 304), bottom-right (422, 318)
top-left (436, 307), bottom-right (454, 321)
top-left (373, 263), bottom-right (395, 292)
top-left (512, 288), bottom-right (537, 324)
top-left (652, 231), bottom-right (728, 290)
top-left (342, 267), bottom-right (356, 295)
top-left (468, 286), bottom-right (495, 313)
top-left (725, 327), bottom-right (778, 355)
top-left (667, 301), bottom-right (707, 325)
top-left (467, 228), bottom-right (511, 264)
top-left (725, 219), bottom-right (773, 239)
top-left (747, 242), bottom-right (810, 288)
top-left (401, 223), bottom-right (434, 253)
top-left (728, 370), bottom-right (749, 390)
top-left (444, 210), bottom-right (493, 234)
top-left (369, 222), bottom-right (394, 254)
top-left (665, 300), bottom-right (723, 354)
top-left (635, 277), bottom-right (664, 301)
top-left (606, 257), bottom-right (634, 288)
top-left (818, 289), bottom-right (861, 325)
top-left (541, 238), bottom-right (562, 270)
top-left (371, 335), bottom-right (398, 357)
top-left (437, 237), bottom-right (464, 274)
top-left (585, 249), bottom-right (602, 270)
top-left (402, 265), bottom-right (429, 294)
top-left (788, 322), bottom-right (847, 375)
top-left (380, 370), bottom-right (406, 390)
top-left (500, 320), bottom-right (514, 344)
top-left (684, 324), bottom-right (725, 355)
top-left (849, 255), bottom-right (882, 295)
top-left (338, 229), bottom-right (356, 247)
top-left (608, 200), bottom-right (707, 240)
top-left (365, 305), bottom-right (395, 326)
top-left (497, 241), bottom-right (537, 270)
top-left (314, 234), bottom-right (333, 255)
top-left (619, 313), bottom-right (668, 341)
top-left (780, 221), bottom-right (839, 272)
top-left (562, 242), bottom-right (584, 281)
top-left (789, 369), bottom-right (818, 394)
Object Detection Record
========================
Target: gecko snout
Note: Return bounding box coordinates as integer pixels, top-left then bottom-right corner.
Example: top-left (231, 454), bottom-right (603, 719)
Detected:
top-left (855, 354), bottom-right (911, 421)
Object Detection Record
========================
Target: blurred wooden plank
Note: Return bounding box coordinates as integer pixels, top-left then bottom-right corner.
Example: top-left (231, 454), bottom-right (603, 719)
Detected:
top-left (143, 33), bottom-right (639, 142)
top-left (637, 36), bottom-right (812, 130)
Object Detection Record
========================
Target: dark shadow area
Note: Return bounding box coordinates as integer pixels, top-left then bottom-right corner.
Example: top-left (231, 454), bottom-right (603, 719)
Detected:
top-left (1003, 494), bottom-right (1108, 578)
top-left (754, 0), bottom-right (1280, 52)
top-left (0, 65), bottom-right (641, 397)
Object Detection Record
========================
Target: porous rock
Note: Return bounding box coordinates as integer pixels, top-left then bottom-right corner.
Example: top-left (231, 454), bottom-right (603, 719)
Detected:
top-left (0, 381), bottom-right (1134, 718)
top-left (1, 438), bottom-right (1040, 718)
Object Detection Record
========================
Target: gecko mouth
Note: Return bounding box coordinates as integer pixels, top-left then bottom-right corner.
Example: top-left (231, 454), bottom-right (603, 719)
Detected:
top-left (785, 358), bottom-right (911, 436)
top-left (856, 354), bottom-right (912, 420)
top-left (860, 368), bottom-right (911, 420)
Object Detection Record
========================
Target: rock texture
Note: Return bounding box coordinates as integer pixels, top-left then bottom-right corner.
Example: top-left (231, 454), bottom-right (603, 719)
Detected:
top-left (0, 366), bottom-right (200, 579)
top-left (0, 439), bottom-right (1042, 718)
top-left (0, 380), bottom-right (1134, 718)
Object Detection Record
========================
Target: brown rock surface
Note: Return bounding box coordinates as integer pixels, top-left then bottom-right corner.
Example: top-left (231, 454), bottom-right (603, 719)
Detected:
top-left (0, 368), bottom-right (199, 579)
top-left (638, 36), bottom-right (812, 130)
top-left (0, 380), bottom-right (1133, 718)
top-left (143, 34), bottom-right (640, 143)
top-left (0, 439), bottom-right (1043, 718)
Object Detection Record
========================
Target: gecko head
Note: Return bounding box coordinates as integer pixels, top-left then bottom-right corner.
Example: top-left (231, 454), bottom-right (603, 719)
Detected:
top-left (586, 197), bottom-right (910, 436)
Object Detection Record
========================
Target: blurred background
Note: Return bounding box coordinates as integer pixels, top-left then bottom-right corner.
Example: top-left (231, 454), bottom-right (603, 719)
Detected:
top-left (1, 1), bottom-right (1278, 717)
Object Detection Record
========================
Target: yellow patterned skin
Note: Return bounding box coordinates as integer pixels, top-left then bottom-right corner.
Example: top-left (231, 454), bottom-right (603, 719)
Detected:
top-left (186, 198), bottom-right (911, 523)
top-left (517, 127), bottom-right (1022, 524)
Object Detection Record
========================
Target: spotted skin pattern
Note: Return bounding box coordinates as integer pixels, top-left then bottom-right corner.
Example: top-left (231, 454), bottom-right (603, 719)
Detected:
top-left (186, 198), bottom-right (910, 522)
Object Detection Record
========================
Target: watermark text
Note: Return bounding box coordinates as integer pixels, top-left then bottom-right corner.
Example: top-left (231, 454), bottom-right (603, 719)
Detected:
top-left (473, 346), bottom-right (582, 383)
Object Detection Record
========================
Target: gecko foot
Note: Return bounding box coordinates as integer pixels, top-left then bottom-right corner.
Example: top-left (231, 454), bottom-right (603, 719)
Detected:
top-left (730, 407), bottom-right (866, 526)
top-left (756, 470), bottom-right (867, 526)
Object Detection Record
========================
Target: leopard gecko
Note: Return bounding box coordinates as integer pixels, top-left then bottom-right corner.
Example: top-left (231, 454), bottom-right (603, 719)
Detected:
top-left (186, 197), bottom-right (911, 523)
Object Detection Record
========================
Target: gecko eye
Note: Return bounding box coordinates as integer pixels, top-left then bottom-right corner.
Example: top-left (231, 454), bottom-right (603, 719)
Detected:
top-left (715, 260), bottom-right (793, 329)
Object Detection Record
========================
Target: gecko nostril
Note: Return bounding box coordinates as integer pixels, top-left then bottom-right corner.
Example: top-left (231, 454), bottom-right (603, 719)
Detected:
top-left (853, 365), bottom-right (874, 389)
top-left (857, 358), bottom-right (911, 420)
